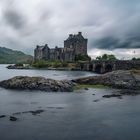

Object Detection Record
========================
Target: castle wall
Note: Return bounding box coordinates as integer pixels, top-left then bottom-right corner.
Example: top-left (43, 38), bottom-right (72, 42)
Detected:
top-left (49, 47), bottom-right (64, 61)
top-left (75, 39), bottom-right (87, 55)
top-left (34, 47), bottom-right (43, 61)
top-left (42, 46), bottom-right (50, 60)
top-left (49, 49), bottom-right (55, 60)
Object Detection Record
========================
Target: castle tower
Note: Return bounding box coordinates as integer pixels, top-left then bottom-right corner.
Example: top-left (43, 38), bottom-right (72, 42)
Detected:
top-left (34, 44), bottom-right (50, 61)
top-left (64, 32), bottom-right (88, 61)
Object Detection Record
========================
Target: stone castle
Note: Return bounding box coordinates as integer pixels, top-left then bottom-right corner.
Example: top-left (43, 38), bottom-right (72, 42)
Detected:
top-left (34, 32), bottom-right (88, 62)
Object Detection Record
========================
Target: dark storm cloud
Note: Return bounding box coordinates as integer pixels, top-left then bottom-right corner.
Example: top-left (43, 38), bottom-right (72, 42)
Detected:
top-left (93, 36), bottom-right (140, 50)
top-left (3, 9), bottom-right (26, 29)
top-left (85, 0), bottom-right (140, 50)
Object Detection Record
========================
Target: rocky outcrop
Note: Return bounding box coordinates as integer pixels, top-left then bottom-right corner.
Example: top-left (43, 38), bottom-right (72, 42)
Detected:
top-left (73, 70), bottom-right (140, 90)
top-left (10, 116), bottom-right (18, 121)
top-left (102, 94), bottom-right (122, 98)
top-left (7, 64), bottom-right (32, 69)
top-left (0, 76), bottom-right (75, 92)
top-left (0, 70), bottom-right (140, 92)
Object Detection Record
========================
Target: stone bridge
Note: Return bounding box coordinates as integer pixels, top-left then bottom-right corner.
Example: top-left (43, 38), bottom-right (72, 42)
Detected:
top-left (78, 60), bottom-right (140, 74)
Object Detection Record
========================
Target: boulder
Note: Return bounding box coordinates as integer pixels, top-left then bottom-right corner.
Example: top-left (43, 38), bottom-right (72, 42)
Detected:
top-left (10, 116), bottom-right (18, 121)
top-left (0, 76), bottom-right (75, 92)
top-left (102, 94), bottom-right (122, 98)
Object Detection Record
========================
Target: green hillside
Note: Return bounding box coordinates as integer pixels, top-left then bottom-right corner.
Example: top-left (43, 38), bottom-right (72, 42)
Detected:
top-left (0, 47), bottom-right (33, 64)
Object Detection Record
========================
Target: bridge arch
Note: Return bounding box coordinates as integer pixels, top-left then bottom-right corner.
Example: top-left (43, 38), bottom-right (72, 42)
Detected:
top-left (80, 64), bottom-right (84, 70)
top-left (105, 64), bottom-right (113, 73)
top-left (89, 64), bottom-right (93, 71)
top-left (95, 64), bottom-right (102, 74)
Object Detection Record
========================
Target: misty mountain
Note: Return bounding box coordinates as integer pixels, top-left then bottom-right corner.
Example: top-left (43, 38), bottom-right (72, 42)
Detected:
top-left (0, 47), bottom-right (33, 64)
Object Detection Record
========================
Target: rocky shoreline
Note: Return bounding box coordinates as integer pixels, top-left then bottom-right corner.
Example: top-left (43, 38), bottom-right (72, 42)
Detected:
top-left (73, 70), bottom-right (140, 90)
top-left (0, 70), bottom-right (140, 92)
top-left (6, 64), bottom-right (78, 71)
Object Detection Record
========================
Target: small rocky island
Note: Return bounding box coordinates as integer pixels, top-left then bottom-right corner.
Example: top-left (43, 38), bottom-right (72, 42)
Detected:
top-left (0, 70), bottom-right (140, 92)
top-left (0, 76), bottom-right (75, 92)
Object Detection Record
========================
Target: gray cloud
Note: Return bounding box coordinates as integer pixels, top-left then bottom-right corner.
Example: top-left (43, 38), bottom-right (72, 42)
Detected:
top-left (93, 36), bottom-right (140, 50)
top-left (0, 0), bottom-right (139, 57)
top-left (3, 9), bottom-right (26, 29)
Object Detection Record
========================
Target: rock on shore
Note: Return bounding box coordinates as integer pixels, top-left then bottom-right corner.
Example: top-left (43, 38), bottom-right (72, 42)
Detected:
top-left (0, 76), bottom-right (75, 92)
top-left (73, 70), bottom-right (140, 90)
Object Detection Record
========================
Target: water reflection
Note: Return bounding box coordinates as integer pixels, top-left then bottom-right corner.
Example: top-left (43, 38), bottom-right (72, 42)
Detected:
top-left (0, 64), bottom-right (96, 81)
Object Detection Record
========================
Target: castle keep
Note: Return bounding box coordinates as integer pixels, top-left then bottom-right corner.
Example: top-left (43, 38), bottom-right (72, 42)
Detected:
top-left (34, 32), bottom-right (88, 62)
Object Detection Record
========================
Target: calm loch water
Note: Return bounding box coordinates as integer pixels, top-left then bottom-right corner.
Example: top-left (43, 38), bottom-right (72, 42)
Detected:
top-left (0, 65), bottom-right (140, 140)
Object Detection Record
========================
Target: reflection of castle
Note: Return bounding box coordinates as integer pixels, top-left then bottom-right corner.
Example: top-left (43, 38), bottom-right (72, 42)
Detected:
top-left (34, 32), bottom-right (88, 62)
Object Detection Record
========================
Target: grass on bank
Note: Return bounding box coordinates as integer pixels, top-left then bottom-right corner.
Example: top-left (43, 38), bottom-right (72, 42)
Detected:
top-left (32, 60), bottom-right (78, 69)
top-left (130, 69), bottom-right (140, 75)
top-left (74, 84), bottom-right (110, 90)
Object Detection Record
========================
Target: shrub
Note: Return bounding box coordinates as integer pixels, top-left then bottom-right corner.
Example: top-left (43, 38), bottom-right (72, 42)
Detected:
top-left (96, 54), bottom-right (117, 61)
top-left (75, 54), bottom-right (91, 61)
top-left (32, 60), bottom-right (69, 68)
top-left (32, 60), bottom-right (48, 68)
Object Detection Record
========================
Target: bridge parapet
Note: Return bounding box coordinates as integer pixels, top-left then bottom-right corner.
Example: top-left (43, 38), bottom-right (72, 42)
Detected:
top-left (78, 60), bottom-right (140, 74)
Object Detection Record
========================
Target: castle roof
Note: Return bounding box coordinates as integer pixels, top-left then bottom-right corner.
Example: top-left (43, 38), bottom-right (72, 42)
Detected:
top-left (66, 32), bottom-right (85, 41)
top-left (36, 46), bottom-right (44, 50)
top-left (36, 44), bottom-right (49, 50)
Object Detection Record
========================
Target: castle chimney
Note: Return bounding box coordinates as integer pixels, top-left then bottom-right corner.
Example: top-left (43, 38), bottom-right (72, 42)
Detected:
top-left (78, 32), bottom-right (82, 35)
top-left (45, 44), bottom-right (48, 47)
top-left (69, 34), bottom-right (73, 37)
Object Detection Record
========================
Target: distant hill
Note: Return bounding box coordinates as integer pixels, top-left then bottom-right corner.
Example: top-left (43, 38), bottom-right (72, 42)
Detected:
top-left (0, 47), bottom-right (33, 64)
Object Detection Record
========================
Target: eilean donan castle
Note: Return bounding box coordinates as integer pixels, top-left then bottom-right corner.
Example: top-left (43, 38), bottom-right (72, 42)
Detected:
top-left (34, 32), bottom-right (88, 62)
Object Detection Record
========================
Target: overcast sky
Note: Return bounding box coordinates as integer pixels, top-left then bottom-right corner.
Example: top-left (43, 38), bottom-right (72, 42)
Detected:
top-left (0, 0), bottom-right (140, 59)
